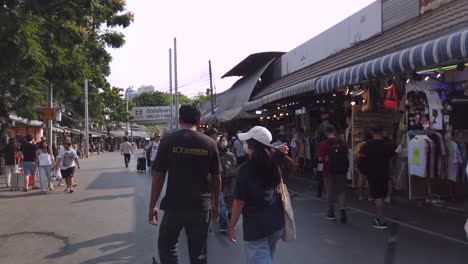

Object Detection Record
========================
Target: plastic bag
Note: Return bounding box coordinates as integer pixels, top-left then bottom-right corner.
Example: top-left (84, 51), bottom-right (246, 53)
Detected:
top-left (52, 169), bottom-right (62, 181)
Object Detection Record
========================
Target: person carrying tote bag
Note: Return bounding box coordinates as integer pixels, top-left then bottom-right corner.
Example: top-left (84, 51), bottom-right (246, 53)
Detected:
top-left (229, 126), bottom-right (295, 264)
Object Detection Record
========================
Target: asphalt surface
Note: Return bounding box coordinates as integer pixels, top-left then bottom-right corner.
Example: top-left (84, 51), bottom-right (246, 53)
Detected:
top-left (0, 152), bottom-right (467, 264)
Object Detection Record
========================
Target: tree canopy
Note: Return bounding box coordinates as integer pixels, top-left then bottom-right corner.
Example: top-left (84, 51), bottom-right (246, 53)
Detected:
top-left (132, 91), bottom-right (194, 107)
top-left (0, 0), bottom-right (134, 124)
top-left (100, 86), bottom-right (129, 133)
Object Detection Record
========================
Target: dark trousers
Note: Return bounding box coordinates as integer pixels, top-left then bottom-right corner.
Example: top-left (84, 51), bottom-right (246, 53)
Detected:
top-left (123, 153), bottom-right (131, 167)
top-left (316, 171), bottom-right (324, 196)
top-left (158, 210), bottom-right (210, 264)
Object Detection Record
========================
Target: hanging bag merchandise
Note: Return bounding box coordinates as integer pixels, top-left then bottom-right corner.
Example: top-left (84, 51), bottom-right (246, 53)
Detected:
top-left (361, 89), bottom-right (371, 112)
top-left (279, 177), bottom-right (296, 241)
top-left (384, 83), bottom-right (398, 110)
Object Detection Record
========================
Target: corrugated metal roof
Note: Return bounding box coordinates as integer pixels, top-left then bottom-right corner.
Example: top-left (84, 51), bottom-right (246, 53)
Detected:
top-left (221, 52), bottom-right (285, 78)
top-left (252, 0), bottom-right (468, 100)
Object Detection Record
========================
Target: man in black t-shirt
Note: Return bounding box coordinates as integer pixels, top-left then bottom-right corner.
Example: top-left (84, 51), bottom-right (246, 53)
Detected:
top-left (359, 128), bottom-right (395, 230)
top-left (148, 104), bottom-right (221, 264)
top-left (20, 135), bottom-right (38, 191)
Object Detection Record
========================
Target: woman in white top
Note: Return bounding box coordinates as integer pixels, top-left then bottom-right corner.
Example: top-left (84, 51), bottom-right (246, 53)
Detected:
top-left (36, 140), bottom-right (55, 194)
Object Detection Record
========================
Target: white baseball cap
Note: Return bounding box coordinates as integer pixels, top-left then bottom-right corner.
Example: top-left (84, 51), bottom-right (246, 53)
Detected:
top-left (238, 126), bottom-right (272, 147)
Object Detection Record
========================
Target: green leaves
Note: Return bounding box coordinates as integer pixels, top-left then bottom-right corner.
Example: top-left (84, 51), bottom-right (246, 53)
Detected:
top-left (0, 0), bottom-right (133, 124)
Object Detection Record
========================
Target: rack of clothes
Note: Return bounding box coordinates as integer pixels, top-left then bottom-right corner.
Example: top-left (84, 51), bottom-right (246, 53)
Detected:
top-left (403, 130), bottom-right (468, 200)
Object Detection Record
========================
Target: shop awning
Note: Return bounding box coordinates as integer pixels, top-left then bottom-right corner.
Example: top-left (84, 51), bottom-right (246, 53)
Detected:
top-left (315, 29), bottom-right (468, 94)
top-left (9, 114), bottom-right (43, 127)
top-left (202, 58), bottom-right (276, 123)
top-left (89, 130), bottom-right (107, 137)
top-left (243, 78), bottom-right (319, 111)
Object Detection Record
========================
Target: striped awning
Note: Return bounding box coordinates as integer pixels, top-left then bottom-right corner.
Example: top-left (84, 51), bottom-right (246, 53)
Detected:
top-left (243, 78), bottom-right (319, 111)
top-left (315, 29), bottom-right (468, 94)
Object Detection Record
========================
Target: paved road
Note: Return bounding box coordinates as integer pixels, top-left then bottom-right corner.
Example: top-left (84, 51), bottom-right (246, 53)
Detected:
top-left (0, 152), bottom-right (467, 264)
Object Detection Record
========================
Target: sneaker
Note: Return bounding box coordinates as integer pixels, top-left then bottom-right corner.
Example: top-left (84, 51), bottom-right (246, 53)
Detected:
top-left (372, 218), bottom-right (388, 230)
top-left (219, 226), bottom-right (230, 233)
top-left (325, 212), bottom-right (336, 221)
top-left (340, 209), bottom-right (347, 224)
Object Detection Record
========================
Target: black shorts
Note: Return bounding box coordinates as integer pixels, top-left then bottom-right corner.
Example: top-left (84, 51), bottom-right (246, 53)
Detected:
top-left (61, 167), bottom-right (76, 178)
top-left (368, 175), bottom-right (389, 199)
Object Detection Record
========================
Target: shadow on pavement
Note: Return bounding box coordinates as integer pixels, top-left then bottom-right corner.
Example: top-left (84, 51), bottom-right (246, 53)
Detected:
top-left (46, 232), bottom-right (138, 264)
top-left (86, 172), bottom-right (137, 190)
top-left (0, 191), bottom-right (42, 200)
top-left (71, 193), bottom-right (134, 204)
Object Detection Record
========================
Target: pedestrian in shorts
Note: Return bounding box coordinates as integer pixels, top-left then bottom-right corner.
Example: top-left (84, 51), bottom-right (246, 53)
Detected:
top-left (359, 128), bottom-right (395, 229)
top-left (55, 140), bottom-right (80, 193)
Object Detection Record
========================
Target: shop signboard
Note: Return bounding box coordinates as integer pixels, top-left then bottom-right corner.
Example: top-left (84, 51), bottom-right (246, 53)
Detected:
top-left (41, 107), bottom-right (55, 121)
top-left (131, 106), bottom-right (174, 123)
top-left (295, 107), bottom-right (306, 115)
top-left (419, 0), bottom-right (455, 15)
top-left (281, 1), bottom-right (382, 76)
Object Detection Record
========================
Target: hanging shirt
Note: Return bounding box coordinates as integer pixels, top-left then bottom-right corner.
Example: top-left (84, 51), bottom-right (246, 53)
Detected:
top-left (408, 137), bottom-right (428, 177)
top-left (424, 90), bottom-right (443, 130)
top-left (406, 90), bottom-right (430, 131)
top-left (446, 141), bottom-right (463, 182)
top-left (150, 142), bottom-right (160, 161)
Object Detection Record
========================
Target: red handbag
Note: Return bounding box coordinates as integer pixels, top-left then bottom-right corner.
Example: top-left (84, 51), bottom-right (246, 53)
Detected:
top-left (384, 83), bottom-right (398, 110)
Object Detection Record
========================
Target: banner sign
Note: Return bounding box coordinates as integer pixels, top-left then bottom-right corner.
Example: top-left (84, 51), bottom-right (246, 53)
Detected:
top-left (131, 106), bottom-right (174, 123)
top-left (41, 107), bottom-right (55, 121)
top-left (420, 0), bottom-right (454, 14)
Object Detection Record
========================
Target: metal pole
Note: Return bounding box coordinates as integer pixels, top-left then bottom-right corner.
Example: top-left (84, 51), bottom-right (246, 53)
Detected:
top-left (47, 83), bottom-right (53, 145)
top-left (169, 48), bottom-right (174, 131)
top-left (174, 38), bottom-right (179, 130)
top-left (126, 88), bottom-right (129, 135)
top-left (209, 60), bottom-right (215, 114)
top-left (84, 79), bottom-right (89, 158)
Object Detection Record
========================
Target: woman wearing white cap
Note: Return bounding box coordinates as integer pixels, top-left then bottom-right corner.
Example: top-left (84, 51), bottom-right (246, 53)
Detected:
top-left (229, 126), bottom-right (292, 264)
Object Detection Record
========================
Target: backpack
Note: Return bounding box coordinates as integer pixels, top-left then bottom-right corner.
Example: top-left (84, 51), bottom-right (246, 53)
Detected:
top-left (327, 140), bottom-right (349, 174)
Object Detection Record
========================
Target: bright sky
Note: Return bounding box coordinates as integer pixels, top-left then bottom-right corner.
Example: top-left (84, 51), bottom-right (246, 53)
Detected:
top-left (107, 0), bottom-right (376, 97)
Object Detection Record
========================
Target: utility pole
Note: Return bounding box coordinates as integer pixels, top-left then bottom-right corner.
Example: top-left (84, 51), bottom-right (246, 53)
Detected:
top-left (174, 38), bottom-right (179, 130)
top-left (84, 79), bottom-right (89, 158)
top-left (209, 60), bottom-right (215, 114)
top-left (169, 48), bottom-right (174, 131)
top-left (125, 87), bottom-right (129, 135)
top-left (47, 83), bottom-right (53, 146)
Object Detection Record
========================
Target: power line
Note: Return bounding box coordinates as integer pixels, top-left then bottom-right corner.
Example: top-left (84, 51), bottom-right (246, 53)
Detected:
top-left (135, 68), bottom-right (209, 91)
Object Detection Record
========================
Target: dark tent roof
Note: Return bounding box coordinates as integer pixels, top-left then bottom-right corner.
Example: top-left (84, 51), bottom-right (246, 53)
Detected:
top-left (221, 52), bottom-right (285, 78)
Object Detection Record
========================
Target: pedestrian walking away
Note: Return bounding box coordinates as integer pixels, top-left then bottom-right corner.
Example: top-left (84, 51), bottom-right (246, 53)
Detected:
top-left (55, 140), bottom-right (80, 193)
top-left (232, 131), bottom-right (248, 165)
top-left (204, 129), bottom-right (238, 233)
top-left (359, 128), bottom-right (396, 230)
top-left (19, 134), bottom-right (39, 191)
top-left (317, 124), bottom-right (349, 224)
top-left (36, 140), bottom-right (55, 194)
top-left (148, 104), bottom-right (221, 264)
top-left (229, 126), bottom-right (294, 264)
top-left (120, 137), bottom-right (133, 168)
top-left (1, 137), bottom-right (19, 188)
top-left (146, 132), bottom-right (161, 170)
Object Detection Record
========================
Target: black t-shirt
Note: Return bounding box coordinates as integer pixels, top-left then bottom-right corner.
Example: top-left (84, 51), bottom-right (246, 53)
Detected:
top-left (2, 143), bottom-right (16, 165)
top-left (235, 161), bottom-right (285, 241)
top-left (153, 129), bottom-right (221, 212)
top-left (20, 142), bottom-right (38, 162)
top-left (359, 139), bottom-right (395, 180)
